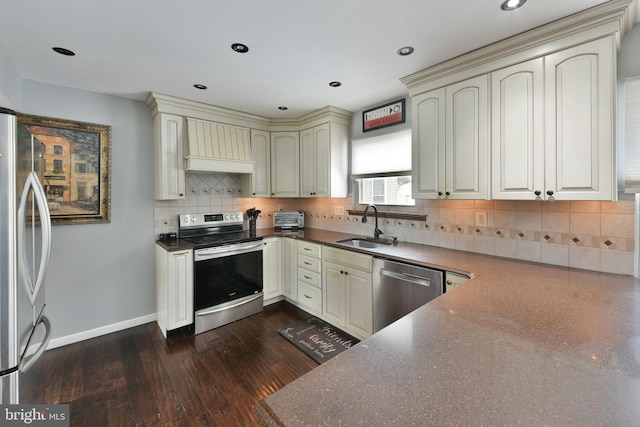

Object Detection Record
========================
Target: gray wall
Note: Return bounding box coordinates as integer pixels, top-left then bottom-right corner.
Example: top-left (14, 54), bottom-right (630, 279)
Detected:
top-left (21, 80), bottom-right (156, 342)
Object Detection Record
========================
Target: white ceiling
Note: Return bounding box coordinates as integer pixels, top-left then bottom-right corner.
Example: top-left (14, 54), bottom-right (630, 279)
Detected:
top-left (0, 0), bottom-right (625, 119)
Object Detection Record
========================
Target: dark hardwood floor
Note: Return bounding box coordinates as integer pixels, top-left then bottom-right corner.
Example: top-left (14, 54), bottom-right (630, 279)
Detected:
top-left (22, 302), bottom-right (318, 426)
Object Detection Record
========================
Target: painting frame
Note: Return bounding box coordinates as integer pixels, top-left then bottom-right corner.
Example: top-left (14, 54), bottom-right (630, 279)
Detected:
top-left (17, 113), bottom-right (112, 225)
top-left (362, 99), bottom-right (406, 132)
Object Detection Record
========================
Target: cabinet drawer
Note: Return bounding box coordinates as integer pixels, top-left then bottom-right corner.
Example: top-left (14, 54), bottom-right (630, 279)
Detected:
top-left (297, 241), bottom-right (322, 258)
top-left (297, 282), bottom-right (322, 313)
top-left (297, 267), bottom-right (321, 288)
top-left (297, 254), bottom-right (321, 273)
top-left (323, 246), bottom-right (372, 273)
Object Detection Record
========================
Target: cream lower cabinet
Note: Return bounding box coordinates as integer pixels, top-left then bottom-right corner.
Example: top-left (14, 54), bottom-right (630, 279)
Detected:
top-left (322, 246), bottom-right (373, 340)
top-left (282, 237), bottom-right (297, 301)
top-left (262, 237), bottom-right (283, 304)
top-left (492, 37), bottom-right (615, 201)
top-left (155, 245), bottom-right (193, 337)
top-left (297, 241), bottom-right (322, 315)
top-left (412, 75), bottom-right (489, 200)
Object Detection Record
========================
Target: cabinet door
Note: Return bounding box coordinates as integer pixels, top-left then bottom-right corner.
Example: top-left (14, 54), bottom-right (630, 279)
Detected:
top-left (299, 127), bottom-right (315, 197)
top-left (249, 129), bottom-right (270, 197)
top-left (544, 37), bottom-right (615, 200)
top-left (412, 88), bottom-right (446, 199)
top-left (155, 113), bottom-right (185, 200)
top-left (282, 238), bottom-right (297, 300)
top-left (262, 237), bottom-right (282, 302)
top-left (345, 269), bottom-right (373, 339)
top-left (323, 261), bottom-right (346, 328)
top-left (445, 75), bottom-right (489, 199)
top-left (312, 123), bottom-right (331, 197)
top-left (167, 250), bottom-right (193, 329)
top-left (271, 132), bottom-right (300, 197)
top-left (491, 58), bottom-right (545, 200)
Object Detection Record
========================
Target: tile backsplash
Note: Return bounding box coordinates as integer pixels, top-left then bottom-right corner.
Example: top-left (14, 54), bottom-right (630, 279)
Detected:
top-left (155, 173), bottom-right (636, 276)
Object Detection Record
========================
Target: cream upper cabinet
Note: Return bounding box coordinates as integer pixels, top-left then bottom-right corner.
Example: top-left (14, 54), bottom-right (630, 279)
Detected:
top-left (153, 113), bottom-right (185, 200)
top-left (300, 122), bottom-right (348, 198)
top-left (412, 88), bottom-right (445, 199)
top-left (491, 58), bottom-right (545, 200)
top-left (412, 75), bottom-right (489, 200)
top-left (543, 37), bottom-right (615, 201)
top-left (242, 129), bottom-right (271, 197)
top-left (270, 132), bottom-right (300, 197)
top-left (300, 123), bottom-right (330, 197)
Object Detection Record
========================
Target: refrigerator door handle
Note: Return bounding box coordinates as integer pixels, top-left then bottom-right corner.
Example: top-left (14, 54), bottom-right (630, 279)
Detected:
top-left (17, 171), bottom-right (52, 305)
top-left (19, 315), bottom-right (51, 373)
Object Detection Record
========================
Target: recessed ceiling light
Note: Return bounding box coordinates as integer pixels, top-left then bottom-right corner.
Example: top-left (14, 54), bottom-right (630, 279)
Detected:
top-left (231, 43), bottom-right (249, 53)
top-left (194, 84), bottom-right (207, 90)
top-left (52, 47), bottom-right (75, 56)
top-left (329, 81), bottom-right (342, 88)
top-left (278, 106), bottom-right (288, 111)
top-left (397, 46), bottom-right (414, 56)
top-left (501, 0), bottom-right (526, 11)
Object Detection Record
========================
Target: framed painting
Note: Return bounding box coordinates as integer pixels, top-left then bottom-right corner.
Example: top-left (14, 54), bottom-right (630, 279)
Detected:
top-left (17, 113), bottom-right (111, 225)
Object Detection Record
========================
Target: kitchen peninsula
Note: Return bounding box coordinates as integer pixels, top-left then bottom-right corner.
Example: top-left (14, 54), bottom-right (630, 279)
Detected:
top-left (256, 229), bottom-right (640, 426)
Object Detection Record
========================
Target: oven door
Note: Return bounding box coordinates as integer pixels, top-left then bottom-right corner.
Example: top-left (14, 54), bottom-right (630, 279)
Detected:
top-left (193, 240), bottom-right (264, 334)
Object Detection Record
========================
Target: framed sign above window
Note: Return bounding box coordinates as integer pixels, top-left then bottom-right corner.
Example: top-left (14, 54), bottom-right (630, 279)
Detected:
top-left (17, 114), bottom-right (111, 225)
top-left (362, 99), bottom-right (405, 132)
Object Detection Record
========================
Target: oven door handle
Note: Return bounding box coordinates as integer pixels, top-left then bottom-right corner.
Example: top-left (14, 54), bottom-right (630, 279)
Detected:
top-left (197, 294), bottom-right (263, 315)
top-left (195, 241), bottom-right (264, 260)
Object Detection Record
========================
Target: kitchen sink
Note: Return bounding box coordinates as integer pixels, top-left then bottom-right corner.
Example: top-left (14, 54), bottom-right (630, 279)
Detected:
top-left (336, 238), bottom-right (392, 249)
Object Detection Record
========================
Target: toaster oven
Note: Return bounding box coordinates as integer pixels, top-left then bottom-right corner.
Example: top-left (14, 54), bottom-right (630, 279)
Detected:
top-left (273, 210), bottom-right (305, 230)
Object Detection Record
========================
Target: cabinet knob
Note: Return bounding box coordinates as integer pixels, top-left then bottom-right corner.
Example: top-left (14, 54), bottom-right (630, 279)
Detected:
top-left (546, 190), bottom-right (554, 196)
top-left (446, 280), bottom-right (453, 285)
top-left (438, 191), bottom-right (443, 196)
top-left (445, 191), bottom-right (451, 196)
top-left (534, 190), bottom-right (541, 196)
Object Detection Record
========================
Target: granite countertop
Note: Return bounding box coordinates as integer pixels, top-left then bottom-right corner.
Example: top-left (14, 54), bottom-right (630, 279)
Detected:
top-left (249, 228), bottom-right (640, 426)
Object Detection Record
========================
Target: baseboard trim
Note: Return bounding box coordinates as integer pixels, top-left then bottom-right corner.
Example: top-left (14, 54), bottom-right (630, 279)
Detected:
top-left (47, 313), bottom-right (157, 350)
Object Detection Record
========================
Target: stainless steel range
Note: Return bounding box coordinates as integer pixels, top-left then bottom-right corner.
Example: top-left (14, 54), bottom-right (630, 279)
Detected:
top-left (179, 211), bottom-right (264, 335)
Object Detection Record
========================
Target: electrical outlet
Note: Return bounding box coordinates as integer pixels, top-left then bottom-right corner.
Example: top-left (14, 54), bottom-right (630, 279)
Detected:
top-left (475, 211), bottom-right (488, 227)
top-left (334, 206), bottom-right (345, 216)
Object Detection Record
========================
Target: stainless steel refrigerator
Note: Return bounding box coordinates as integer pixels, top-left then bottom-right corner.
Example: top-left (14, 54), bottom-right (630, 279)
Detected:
top-left (0, 107), bottom-right (52, 404)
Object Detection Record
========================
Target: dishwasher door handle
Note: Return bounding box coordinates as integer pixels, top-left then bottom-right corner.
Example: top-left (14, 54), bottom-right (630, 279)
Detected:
top-left (380, 268), bottom-right (431, 287)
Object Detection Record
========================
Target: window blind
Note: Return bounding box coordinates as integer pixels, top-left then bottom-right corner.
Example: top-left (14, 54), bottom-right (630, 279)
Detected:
top-left (351, 129), bottom-right (411, 176)
top-left (625, 76), bottom-right (640, 193)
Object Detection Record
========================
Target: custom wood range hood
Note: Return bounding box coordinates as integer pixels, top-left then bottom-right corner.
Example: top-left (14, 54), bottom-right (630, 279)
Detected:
top-left (185, 117), bottom-right (255, 174)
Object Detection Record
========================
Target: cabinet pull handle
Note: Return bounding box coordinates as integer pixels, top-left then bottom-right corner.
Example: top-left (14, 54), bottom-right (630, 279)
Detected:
top-left (304, 261), bottom-right (312, 265)
top-left (304, 294), bottom-right (312, 299)
top-left (304, 248), bottom-right (312, 251)
top-left (304, 275), bottom-right (312, 280)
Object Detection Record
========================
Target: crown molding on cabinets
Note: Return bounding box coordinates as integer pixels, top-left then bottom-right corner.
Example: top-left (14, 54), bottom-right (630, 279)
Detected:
top-left (401, 0), bottom-right (638, 95)
top-left (146, 92), bottom-right (272, 131)
top-left (146, 93), bottom-right (352, 132)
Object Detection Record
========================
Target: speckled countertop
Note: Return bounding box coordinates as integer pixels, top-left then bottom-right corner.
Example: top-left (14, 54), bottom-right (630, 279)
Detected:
top-left (250, 228), bottom-right (640, 426)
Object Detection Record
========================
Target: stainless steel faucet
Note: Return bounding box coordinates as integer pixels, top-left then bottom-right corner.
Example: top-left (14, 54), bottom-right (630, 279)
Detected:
top-left (362, 204), bottom-right (383, 240)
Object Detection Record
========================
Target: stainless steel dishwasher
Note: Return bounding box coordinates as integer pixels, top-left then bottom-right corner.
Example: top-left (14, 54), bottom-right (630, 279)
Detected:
top-left (372, 258), bottom-right (443, 332)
